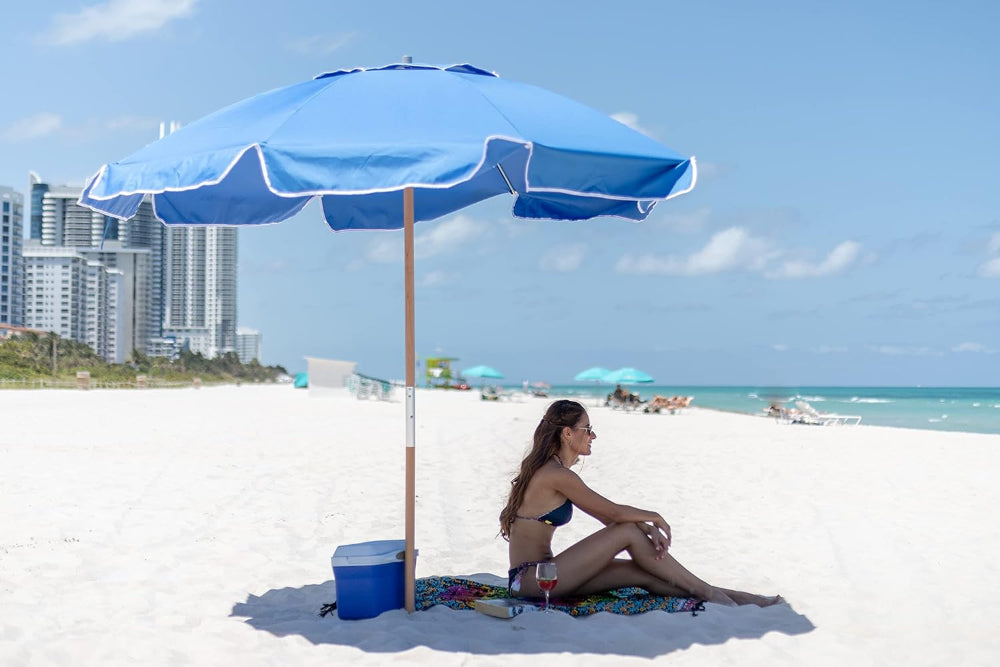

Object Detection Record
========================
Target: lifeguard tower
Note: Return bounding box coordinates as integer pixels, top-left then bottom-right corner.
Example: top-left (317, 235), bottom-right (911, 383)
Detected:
top-left (424, 356), bottom-right (459, 388)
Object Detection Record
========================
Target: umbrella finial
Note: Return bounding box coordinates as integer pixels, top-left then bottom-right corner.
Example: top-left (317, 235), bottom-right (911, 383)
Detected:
top-left (402, 55), bottom-right (412, 64)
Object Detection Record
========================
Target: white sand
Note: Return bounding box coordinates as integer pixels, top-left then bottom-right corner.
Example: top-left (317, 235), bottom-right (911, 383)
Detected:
top-left (2, 385), bottom-right (998, 666)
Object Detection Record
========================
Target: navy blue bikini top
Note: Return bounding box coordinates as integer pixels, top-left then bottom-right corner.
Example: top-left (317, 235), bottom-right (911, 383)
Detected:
top-left (516, 499), bottom-right (573, 527)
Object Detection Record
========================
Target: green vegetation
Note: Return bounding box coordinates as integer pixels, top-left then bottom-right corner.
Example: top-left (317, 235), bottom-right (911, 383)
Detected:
top-left (0, 332), bottom-right (287, 383)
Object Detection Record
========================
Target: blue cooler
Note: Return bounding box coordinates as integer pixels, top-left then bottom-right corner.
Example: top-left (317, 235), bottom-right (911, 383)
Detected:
top-left (331, 540), bottom-right (417, 619)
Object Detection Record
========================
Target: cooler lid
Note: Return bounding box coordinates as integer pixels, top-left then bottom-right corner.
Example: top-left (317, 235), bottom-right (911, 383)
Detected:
top-left (332, 539), bottom-right (417, 567)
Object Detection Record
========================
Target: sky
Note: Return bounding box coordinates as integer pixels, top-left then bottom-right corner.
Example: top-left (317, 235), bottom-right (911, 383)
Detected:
top-left (1, 0), bottom-right (998, 386)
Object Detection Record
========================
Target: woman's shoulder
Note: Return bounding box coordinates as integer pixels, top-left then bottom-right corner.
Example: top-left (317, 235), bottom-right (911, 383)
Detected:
top-left (533, 462), bottom-right (585, 491)
top-left (534, 460), bottom-right (577, 480)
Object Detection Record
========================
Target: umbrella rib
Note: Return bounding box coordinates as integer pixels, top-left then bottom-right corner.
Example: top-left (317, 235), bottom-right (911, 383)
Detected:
top-left (496, 163), bottom-right (516, 195)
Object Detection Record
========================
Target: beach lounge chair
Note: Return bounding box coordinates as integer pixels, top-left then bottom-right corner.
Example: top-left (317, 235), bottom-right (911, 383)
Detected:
top-left (792, 401), bottom-right (862, 426)
top-left (347, 373), bottom-right (396, 401)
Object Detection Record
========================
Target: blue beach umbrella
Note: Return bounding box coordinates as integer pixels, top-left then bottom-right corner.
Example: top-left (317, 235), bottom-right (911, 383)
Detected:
top-left (574, 366), bottom-right (613, 406)
top-left (462, 365), bottom-right (504, 380)
top-left (574, 366), bottom-right (612, 383)
top-left (604, 367), bottom-right (655, 385)
top-left (78, 61), bottom-right (696, 611)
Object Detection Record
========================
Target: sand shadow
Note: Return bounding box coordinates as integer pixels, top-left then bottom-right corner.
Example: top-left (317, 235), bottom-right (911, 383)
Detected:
top-left (230, 577), bottom-right (815, 658)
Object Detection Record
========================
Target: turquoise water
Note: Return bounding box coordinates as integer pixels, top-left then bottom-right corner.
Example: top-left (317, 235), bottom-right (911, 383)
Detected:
top-left (512, 385), bottom-right (1000, 436)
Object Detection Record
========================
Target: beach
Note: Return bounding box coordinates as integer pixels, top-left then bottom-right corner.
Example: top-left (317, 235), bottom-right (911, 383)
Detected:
top-left (2, 384), bottom-right (998, 666)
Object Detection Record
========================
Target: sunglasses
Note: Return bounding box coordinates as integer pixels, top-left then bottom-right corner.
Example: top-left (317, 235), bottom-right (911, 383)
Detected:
top-left (573, 424), bottom-right (595, 435)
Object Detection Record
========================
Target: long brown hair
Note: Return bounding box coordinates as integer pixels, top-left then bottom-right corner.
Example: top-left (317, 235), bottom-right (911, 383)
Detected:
top-left (499, 400), bottom-right (585, 539)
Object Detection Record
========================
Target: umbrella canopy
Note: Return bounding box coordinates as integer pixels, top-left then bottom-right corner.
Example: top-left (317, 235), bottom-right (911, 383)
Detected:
top-left (79, 63), bottom-right (695, 226)
top-left (77, 62), bottom-right (695, 612)
top-left (462, 365), bottom-right (504, 379)
top-left (574, 366), bottom-right (612, 383)
top-left (604, 367), bottom-right (655, 385)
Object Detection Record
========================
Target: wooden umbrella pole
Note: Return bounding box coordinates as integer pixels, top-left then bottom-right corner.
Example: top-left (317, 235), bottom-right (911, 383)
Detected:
top-left (403, 187), bottom-right (416, 613)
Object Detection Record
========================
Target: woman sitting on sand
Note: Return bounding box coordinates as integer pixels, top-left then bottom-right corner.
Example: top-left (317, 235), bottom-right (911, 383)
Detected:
top-left (499, 399), bottom-right (782, 607)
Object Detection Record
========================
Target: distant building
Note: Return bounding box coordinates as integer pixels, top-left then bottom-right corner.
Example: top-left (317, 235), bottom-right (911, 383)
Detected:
top-left (146, 335), bottom-right (182, 361)
top-left (162, 226), bottom-right (238, 359)
top-left (0, 323), bottom-right (45, 339)
top-left (77, 244), bottom-right (153, 361)
top-left (28, 175), bottom-right (167, 360)
top-left (23, 245), bottom-right (90, 343)
top-left (1, 185), bottom-right (25, 326)
top-left (27, 131), bottom-right (240, 363)
top-left (236, 327), bottom-right (261, 364)
top-left (23, 245), bottom-right (125, 363)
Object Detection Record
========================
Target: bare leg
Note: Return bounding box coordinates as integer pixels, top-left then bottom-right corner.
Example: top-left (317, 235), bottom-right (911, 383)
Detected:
top-left (719, 588), bottom-right (784, 607)
top-left (544, 523), bottom-right (739, 606)
top-left (573, 558), bottom-right (691, 597)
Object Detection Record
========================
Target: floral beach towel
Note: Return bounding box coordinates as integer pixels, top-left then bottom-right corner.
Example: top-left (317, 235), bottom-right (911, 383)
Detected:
top-left (414, 576), bottom-right (705, 617)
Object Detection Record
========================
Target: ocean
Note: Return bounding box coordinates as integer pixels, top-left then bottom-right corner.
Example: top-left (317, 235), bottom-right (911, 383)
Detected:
top-left (514, 385), bottom-right (1000, 436)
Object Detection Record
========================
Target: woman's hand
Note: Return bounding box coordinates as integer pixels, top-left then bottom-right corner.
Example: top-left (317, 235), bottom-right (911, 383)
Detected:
top-left (640, 517), bottom-right (672, 558)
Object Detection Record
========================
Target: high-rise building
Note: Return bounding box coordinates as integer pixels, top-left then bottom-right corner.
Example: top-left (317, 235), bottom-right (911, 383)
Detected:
top-left (23, 245), bottom-right (90, 342)
top-left (162, 226), bottom-right (238, 358)
top-left (27, 176), bottom-right (164, 359)
top-left (1, 185), bottom-right (25, 326)
top-left (37, 183), bottom-right (116, 247)
top-left (28, 172), bottom-right (46, 241)
top-left (77, 244), bottom-right (152, 361)
top-left (29, 151), bottom-right (242, 362)
top-left (23, 245), bottom-right (126, 363)
top-left (236, 327), bottom-right (261, 364)
top-left (154, 121), bottom-right (240, 360)
top-left (119, 199), bottom-right (165, 344)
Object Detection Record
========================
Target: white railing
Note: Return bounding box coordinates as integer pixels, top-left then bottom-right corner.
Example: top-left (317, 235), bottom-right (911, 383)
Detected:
top-left (0, 377), bottom-right (197, 390)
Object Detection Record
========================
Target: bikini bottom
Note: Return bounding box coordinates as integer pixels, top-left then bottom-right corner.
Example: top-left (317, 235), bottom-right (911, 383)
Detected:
top-left (507, 559), bottom-right (549, 596)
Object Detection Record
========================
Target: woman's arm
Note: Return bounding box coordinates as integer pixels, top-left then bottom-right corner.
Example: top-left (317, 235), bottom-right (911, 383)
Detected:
top-left (549, 468), bottom-right (672, 548)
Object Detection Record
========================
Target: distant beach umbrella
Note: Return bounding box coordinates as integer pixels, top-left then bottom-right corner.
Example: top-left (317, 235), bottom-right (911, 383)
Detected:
top-left (77, 61), bottom-right (695, 611)
top-left (462, 365), bottom-right (504, 379)
top-left (604, 367), bottom-right (655, 385)
top-left (574, 367), bottom-right (612, 383)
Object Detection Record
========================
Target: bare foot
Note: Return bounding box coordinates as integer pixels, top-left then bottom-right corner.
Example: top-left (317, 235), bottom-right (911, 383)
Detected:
top-left (727, 591), bottom-right (784, 607)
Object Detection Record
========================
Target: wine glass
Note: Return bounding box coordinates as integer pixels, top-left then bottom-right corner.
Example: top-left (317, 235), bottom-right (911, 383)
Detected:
top-left (535, 562), bottom-right (558, 612)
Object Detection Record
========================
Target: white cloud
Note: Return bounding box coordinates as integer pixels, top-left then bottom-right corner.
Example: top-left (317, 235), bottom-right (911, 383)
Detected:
top-left (287, 32), bottom-right (359, 55)
top-left (952, 342), bottom-right (994, 354)
top-left (978, 257), bottom-right (1000, 278)
top-left (766, 241), bottom-right (862, 279)
top-left (42, 0), bottom-right (197, 45)
top-left (615, 226), bottom-right (775, 276)
top-left (988, 232), bottom-right (1000, 255)
top-left (0, 113), bottom-right (62, 142)
top-left (415, 215), bottom-right (482, 259)
top-left (539, 243), bottom-right (586, 273)
top-left (771, 344), bottom-right (789, 352)
top-left (976, 232), bottom-right (1000, 276)
top-left (362, 215), bottom-right (483, 265)
top-left (616, 227), bottom-right (864, 279)
top-left (364, 236), bottom-right (400, 264)
top-left (813, 345), bottom-right (849, 354)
